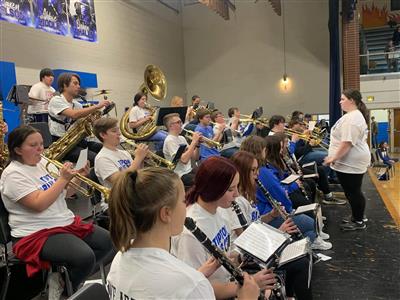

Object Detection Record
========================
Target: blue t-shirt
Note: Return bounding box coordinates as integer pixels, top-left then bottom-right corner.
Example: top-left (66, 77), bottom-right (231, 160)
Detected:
top-left (265, 163), bottom-right (299, 194)
top-left (256, 166), bottom-right (293, 215)
top-left (195, 124), bottom-right (220, 160)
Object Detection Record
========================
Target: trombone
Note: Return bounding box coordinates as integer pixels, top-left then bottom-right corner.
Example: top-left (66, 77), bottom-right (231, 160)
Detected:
top-left (182, 129), bottom-right (222, 150)
top-left (284, 128), bottom-right (329, 150)
top-left (41, 155), bottom-right (111, 201)
top-left (238, 114), bottom-right (269, 128)
top-left (122, 139), bottom-right (176, 170)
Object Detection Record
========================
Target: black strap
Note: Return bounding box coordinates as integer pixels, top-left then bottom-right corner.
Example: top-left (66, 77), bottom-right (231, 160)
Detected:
top-left (49, 114), bottom-right (66, 125)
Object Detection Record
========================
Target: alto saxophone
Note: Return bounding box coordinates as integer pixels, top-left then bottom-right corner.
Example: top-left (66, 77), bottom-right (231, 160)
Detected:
top-left (0, 102), bottom-right (8, 172)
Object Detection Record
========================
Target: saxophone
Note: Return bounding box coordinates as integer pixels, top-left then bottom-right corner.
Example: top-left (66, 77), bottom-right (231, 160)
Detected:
top-left (0, 102), bottom-right (9, 172)
top-left (44, 110), bottom-right (102, 161)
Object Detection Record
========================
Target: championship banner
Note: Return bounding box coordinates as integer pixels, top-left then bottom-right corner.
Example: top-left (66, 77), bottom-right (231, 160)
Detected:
top-left (34, 0), bottom-right (68, 36)
top-left (68, 0), bottom-right (97, 42)
top-left (0, 0), bottom-right (33, 27)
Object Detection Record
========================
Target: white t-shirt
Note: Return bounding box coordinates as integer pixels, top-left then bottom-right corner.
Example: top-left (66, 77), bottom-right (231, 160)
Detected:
top-left (107, 248), bottom-right (215, 300)
top-left (172, 203), bottom-right (232, 283)
top-left (48, 94), bottom-right (82, 137)
top-left (128, 106), bottom-right (150, 132)
top-left (28, 82), bottom-right (55, 114)
top-left (94, 147), bottom-right (132, 208)
top-left (328, 110), bottom-right (370, 174)
top-left (226, 196), bottom-right (260, 231)
top-left (163, 135), bottom-right (191, 177)
top-left (0, 159), bottom-right (75, 238)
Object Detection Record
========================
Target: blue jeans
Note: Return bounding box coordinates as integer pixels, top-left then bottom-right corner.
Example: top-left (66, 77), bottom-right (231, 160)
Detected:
top-left (148, 130), bottom-right (168, 151)
top-left (301, 150), bottom-right (336, 179)
top-left (371, 134), bottom-right (378, 149)
top-left (269, 214), bottom-right (316, 242)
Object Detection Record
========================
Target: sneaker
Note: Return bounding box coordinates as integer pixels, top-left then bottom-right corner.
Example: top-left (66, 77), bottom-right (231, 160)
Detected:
top-left (48, 272), bottom-right (64, 300)
top-left (340, 220), bottom-right (367, 231)
top-left (342, 215), bottom-right (368, 223)
top-left (322, 216), bottom-right (327, 221)
top-left (311, 237), bottom-right (332, 251)
top-left (322, 197), bottom-right (347, 205)
top-left (319, 231), bottom-right (330, 240)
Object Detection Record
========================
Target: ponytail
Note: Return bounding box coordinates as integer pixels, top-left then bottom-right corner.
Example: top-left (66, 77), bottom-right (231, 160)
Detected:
top-left (109, 168), bottom-right (180, 252)
top-left (342, 88), bottom-right (369, 124)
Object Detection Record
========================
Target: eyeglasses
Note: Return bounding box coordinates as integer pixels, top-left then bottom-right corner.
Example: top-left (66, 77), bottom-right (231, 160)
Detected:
top-left (171, 120), bottom-right (183, 126)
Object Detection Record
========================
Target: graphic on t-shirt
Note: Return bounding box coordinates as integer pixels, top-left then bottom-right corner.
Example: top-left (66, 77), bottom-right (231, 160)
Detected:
top-left (117, 159), bottom-right (131, 170)
top-left (251, 204), bottom-right (260, 222)
top-left (108, 282), bottom-right (135, 300)
top-left (39, 174), bottom-right (56, 191)
top-left (212, 225), bottom-right (230, 252)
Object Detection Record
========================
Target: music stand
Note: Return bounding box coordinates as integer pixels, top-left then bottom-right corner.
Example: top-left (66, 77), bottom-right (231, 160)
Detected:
top-left (156, 106), bottom-right (188, 127)
top-left (6, 85), bottom-right (32, 124)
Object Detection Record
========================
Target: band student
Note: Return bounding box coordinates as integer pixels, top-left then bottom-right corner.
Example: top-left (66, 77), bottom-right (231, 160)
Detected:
top-left (48, 72), bottom-right (111, 164)
top-left (93, 117), bottom-right (149, 210)
top-left (28, 68), bottom-right (56, 123)
top-left (128, 92), bottom-right (168, 151)
top-left (173, 156), bottom-right (276, 299)
top-left (0, 126), bottom-right (113, 297)
top-left (107, 167), bottom-right (259, 299)
top-left (163, 113), bottom-right (201, 187)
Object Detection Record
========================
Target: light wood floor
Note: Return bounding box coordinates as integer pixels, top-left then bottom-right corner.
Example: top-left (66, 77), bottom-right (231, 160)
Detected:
top-left (368, 159), bottom-right (400, 228)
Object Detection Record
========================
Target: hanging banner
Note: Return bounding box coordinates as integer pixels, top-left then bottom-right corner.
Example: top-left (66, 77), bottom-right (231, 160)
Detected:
top-left (0, 0), bottom-right (33, 26)
top-left (68, 0), bottom-right (97, 42)
top-left (34, 0), bottom-right (68, 35)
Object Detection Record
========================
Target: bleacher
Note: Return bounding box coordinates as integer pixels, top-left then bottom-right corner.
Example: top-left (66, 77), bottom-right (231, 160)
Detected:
top-left (362, 26), bottom-right (399, 74)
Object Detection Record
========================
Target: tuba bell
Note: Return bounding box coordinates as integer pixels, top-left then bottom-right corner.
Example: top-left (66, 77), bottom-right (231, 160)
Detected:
top-left (120, 65), bottom-right (167, 140)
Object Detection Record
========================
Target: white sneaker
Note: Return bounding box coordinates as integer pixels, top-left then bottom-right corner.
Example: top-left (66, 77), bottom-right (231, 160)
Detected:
top-left (319, 231), bottom-right (330, 240)
top-left (48, 272), bottom-right (64, 300)
top-left (311, 237), bottom-right (332, 251)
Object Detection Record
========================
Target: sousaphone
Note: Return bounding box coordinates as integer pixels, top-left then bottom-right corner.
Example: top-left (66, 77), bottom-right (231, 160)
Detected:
top-left (120, 65), bottom-right (167, 140)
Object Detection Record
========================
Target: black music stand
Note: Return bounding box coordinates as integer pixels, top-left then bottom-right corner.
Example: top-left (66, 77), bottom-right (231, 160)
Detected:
top-left (156, 106), bottom-right (188, 127)
top-left (6, 85), bottom-right (32, 124)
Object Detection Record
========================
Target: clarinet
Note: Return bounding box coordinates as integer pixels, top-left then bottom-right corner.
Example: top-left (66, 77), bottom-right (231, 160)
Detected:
top-left (282, 154), bottom-right (310, 203)
top-left (184, 217), bottom-right (244, 285)
top-left (231, 200), bottom-right (249, 230)
top-left (255, 179), bottom-right (303, 240)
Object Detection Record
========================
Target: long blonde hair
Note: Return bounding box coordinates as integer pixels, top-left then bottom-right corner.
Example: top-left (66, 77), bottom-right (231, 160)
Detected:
top-left (170, 96), bottom-right (183, 107)
top-left (109, 168), bottom-right (181, 251)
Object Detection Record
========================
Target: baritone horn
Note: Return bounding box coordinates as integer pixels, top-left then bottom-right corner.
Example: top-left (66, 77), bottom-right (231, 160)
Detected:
top-left (40, 155), bottom-right (111, 201)
top-left (122, 140), bottom-right (176, 170)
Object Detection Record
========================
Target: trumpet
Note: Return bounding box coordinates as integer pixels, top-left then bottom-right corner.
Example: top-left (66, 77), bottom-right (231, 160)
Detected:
top-left (122, 140), bottom-right (176, 170)
top-left (182, 129), bottom-right (222, 150)
top-left (40, 155), bottom-right (111, 201)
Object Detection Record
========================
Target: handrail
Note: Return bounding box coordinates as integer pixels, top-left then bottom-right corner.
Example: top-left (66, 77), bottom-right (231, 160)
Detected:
top-left (360, 50), bottom-right (400, 57)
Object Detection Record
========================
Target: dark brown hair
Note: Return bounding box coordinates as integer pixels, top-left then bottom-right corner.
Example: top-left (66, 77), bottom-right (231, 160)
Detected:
top-left (264, 135), bottom-right (285, 174)
top-left (231, 151), bottom-right (257, 203)
top-left (196, 108), bottom-right (211, 120)
top-left (342, 89), bottom-right (369, 123)
top-left (57, 72), bottom-right (80, 93)
top-left (8, 126), bottom-right (40, 162)
top-left (109, 168), bottom-right (181, 251)
top-left (186, 156), bottom-right (237, 205)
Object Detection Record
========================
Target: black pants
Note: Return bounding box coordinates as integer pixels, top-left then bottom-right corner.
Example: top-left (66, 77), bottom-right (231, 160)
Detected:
top-left (40, 225), bottom-right (113, 290)
top-left (335, 171), bottom-right (366, 222)
top-left (51, 136), bottom-right (102, 166)
top-left (302, 166), bottom-right (331, 195)
top-left (279, 256), bottom-right (313, 300)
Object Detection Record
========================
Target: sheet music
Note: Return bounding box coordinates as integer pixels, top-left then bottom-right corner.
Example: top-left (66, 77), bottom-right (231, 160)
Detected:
top-left (75, 148), bottom-right (88, 170)
top-left (303, 173), bottom-right (318, 179)
top-left (233, 222), bottom-right (288, 263)
top-left (308, 121), bottom-right (316, 131)
top-left (281, 174), bottom-right (300, 185)
top-left (279, 238), bottom-right (309, 266)
top-left (294, 203), bottom-right (318, 215)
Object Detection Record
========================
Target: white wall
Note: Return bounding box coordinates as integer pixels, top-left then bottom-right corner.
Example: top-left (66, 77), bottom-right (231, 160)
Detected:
top-left (0, 0), bottom-right (186, 116)
top-left (361, 73), bottom-right (400, 109)
top-left (182, 1), bottom-right (330, 117)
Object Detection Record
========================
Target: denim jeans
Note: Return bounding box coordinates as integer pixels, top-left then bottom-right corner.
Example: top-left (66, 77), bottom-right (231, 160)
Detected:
top-left (269, 214), bottom-right (316, 242)
top-left (148, 130), bottom-right (168, 151)
top-left (301, 150), bottom-right (336, 179)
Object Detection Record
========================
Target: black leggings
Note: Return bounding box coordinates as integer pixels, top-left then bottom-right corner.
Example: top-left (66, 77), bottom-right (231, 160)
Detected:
top-left (40, 225), bottom-right (113, 290)
top-left (335, 171), bottom-right (366, 222)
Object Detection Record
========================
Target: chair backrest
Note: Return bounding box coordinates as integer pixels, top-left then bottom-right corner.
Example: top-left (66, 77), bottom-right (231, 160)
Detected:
top-left (29, 122), bottom-right (52, 148)
top-left (0, 195), bottom-right (11, 245)
top-left (88, 168), bottom-right (102, 206)
top-left (68, 283), bottom-right (109, 300)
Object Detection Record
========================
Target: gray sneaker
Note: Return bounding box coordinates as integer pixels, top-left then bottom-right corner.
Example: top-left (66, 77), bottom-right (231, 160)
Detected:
top-left (340, 221), bottom-right (367, 231)
top-left (322, 197), bottom-right (347, 205)
top-left (342, 215), bottom-right (368, 223)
